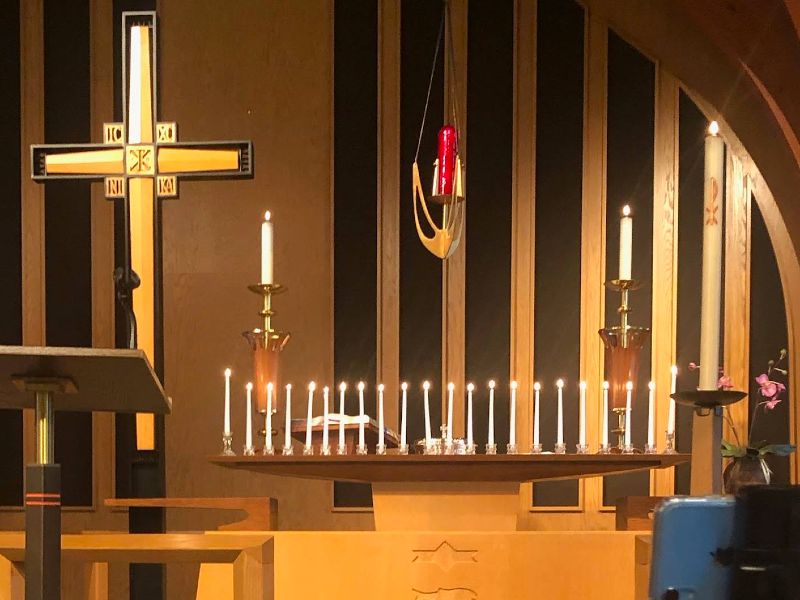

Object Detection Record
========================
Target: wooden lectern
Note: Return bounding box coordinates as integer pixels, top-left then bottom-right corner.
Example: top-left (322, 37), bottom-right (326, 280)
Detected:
top-left (0, 346), bottom-right (171, 600)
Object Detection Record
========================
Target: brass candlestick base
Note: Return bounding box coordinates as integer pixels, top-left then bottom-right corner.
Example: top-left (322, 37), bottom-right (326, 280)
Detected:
top-left (243, 283), bottom-right (290, 433)
top-left (611, 407), bottom-right (627, 450)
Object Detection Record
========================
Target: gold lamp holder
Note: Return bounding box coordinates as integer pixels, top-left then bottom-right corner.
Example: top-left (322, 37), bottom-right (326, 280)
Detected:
top-left (599, 279), bottom-right (650, 451)
top-left (243, 283), bottom-right (290, 430)
top-left (412, 157), bottom-right (465, 259)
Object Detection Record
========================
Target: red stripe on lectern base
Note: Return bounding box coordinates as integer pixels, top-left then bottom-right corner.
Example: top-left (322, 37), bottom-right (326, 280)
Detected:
top-left (26, 493), bottom-right (60, 499)
top-left (26, 492), bottom-right (61, 506)
top-left (26, 500), bottom-right (61, 506)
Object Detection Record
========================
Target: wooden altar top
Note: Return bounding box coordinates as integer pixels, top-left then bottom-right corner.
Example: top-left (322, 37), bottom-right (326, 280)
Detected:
top-left (210, 452), bottom-right (689, 484)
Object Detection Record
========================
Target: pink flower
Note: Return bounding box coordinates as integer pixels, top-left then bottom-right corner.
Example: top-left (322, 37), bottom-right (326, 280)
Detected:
top-left (764, 397), bottom-right (782, 411)
top-left (717, 375), bottom-right (733, 390)
top-left (756, 373), bottom-right (781, 398)
top-left (688, 362), bottom-right (699, 371)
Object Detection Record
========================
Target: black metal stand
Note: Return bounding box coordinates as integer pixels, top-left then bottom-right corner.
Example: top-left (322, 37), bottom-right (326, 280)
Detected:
top-left (24, 464), bottom-right (60, 600)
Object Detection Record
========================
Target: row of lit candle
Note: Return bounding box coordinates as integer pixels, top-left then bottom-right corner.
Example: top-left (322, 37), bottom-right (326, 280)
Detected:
top-left (223, 366), bottom-right (680, 455)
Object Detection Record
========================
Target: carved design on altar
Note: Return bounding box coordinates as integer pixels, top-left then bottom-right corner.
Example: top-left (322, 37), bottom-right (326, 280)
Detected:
top-left (411, 540), bottom-right (477, 571)
top-left (412, 587), bottom-right (478, 600)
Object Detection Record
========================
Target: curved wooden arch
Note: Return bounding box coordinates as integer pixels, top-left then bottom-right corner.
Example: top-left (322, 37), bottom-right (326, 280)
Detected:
top-left (582, 0), bottom-right (800, 481)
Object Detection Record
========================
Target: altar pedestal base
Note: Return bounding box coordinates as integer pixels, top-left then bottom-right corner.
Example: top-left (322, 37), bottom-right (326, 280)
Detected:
top-left (371, 482), bottom-right (521, 531)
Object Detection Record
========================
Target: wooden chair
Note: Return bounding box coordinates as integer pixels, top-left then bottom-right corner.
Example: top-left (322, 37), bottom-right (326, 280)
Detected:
top-left (615, 496), bottom-right (667, 531)
top-left (0, 532), bottom-right (273, 600)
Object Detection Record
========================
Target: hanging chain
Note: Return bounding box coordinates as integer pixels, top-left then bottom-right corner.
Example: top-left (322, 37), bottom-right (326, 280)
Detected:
top-left (414, 3), bottom-right (446, 163)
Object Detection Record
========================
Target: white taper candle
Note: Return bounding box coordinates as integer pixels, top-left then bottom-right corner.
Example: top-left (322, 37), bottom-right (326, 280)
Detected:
top-left (378, 384), bottom-right (385, 449)
top-left (284, 384), bottom-right (292, 450)
top-left (245, 382), bottom-right (253, 449)
top-left (619, 205), bottom-right (633, 280)
top-left (488, 380), bottom-right (496, 446)
top-left (357, 382), bottom-right (366, 449)
top-left (261, 211), bottom-right (273, 284)
top-left (533, 382), bottom-right (541, 446)
top-left (423, 381), bottom-right (432, 446)
top-left (305, 382), bottom-right (315, 449)
top-left (556, 379), bottom-right (564, 445)
top-left (602, 381), bottom-right (609, 446)
top-left (446, 382), bottom-right (454, 444)
top-left (625, 381), bottom-right (633, 446)
top-left (668, 365), bottom-right (677, 435)
top-left (223, 368), bottom-right (232, 434)
top-left (579, 381), bottom-right (587, 446)
top-left (466, 383), bottom-right (474, 446)
top-left (338, 383), bottom-right (346, 449)
top-left (647, 381), bottom-right (656, 447)
top-left (509, 381), bottom-right (518, 446)
top-left (400, 382), bottom-right (408, 446)
top-left (265, 382), bottom-right (273, 451)
top-left (322, 386), bottom-right (329, 449)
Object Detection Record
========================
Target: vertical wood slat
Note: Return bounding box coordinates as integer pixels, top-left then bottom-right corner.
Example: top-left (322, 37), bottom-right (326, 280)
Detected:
top-left (377, 0), bottom-right (400, 430)
top-left (579, 11), bottom-right (607, 513)
top-left (20, 0), bottom-right (46, 466)
top-left (442, 0), bottom-right (467, 434)
top-left (723, 153), bottom-right (751, 442)
top-left (512, 0), bottom-right (537, 519)
top-left (651, 66), bottom-right (679, 495)
top-left (90, 0), bottom-right (115, 511)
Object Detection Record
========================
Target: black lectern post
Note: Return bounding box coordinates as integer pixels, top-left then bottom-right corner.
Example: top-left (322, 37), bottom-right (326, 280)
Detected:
top-left (0, 346), bottom-right (171, 600)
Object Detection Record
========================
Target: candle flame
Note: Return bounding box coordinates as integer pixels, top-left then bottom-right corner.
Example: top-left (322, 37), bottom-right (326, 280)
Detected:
top-left (556, 378), bottom-right (564, 388)
top-left (323, 386), bottom-right (329, 394)
top-left (401, 382), bottom-right (408, 391)
top-left (286, 383), bottom-right (292, 390)
top-left (708, 121), bottom-right (720, 136)
top-left (533, 381), bottom-right (541, 391)
top-left (467, 383), bottom-right (475, 392)
top-left (622, 205), bottom-right (631, 217)
top-left (339, 382), bottom-right (347, 392)
top-left (670, 365), bottom-right (678, 375)
top-left (423, 381), bottom-right (430, 391)
top-left (264, 210), bottom-right (271, 221)
top-left (488, 380), bottom-right (496, 389)
top-left (510, 380), bottom-right (518, 390)
top-left (447, 382), bottom-right (455, 391)
top-left (267, 382), bottom-right (273, 391)
top-left (308, 381), bottom-right (316, 391)
top-left (626, 381), bottom-right (634, 391)
top-left (378, 383), bottom-right (385, 392)
top-left (357, 381), bottom-right (365, 391)
top-left (603, 381), bottom-right (610, 390)
top-left (224, 367), bottom-right (232, 377)
top-left (649, 381), bottom-right (656, 391)
top-left (579, 380), bottom-right (587, 390)
top-left (246, 382), bottom-right (253, 391)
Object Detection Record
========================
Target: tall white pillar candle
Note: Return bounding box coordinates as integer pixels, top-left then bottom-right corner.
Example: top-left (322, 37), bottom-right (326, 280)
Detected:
top-left (556, 379), bottom-right (564, 446)
top-left (578, 381), bottom-right (587, 446)
top-left (223, 368), bottom-right (232, 434)
top-left (466, 383), bottom-right (474, 446)
top-left (423, 381), bottom-right (432, 446)
top-left (377, 384), bottom-right (385, 449)
top-left (322, 386), bottom-right (329, 450)
top-left (699, 121), bottom-right (724, 390)
top-left (619, 205), bottom-right (633, 280)
top-left (357, 382), bottom-right (366, 449)
top-left (668, 365), bottom-right (677, 435)
top-left (488, 380), bottom-right (496, 446)
top-left (647, 381), bottom-right (656, 447)
top-left (601, 381), bottom-right (609, 446)
top-left (446, 382), bottom-right (454, 444)
top-left (400, 383), bottom-right (408, 446)
top-left (284, 384), bottom-right (292, 450)
top-left (265, 382), bottom-right (273, 451)
top-left (261, 211), bottom-right (273, 284)
top-left (305, 382), bottom-right (315, 449)
top-left (245, 382), bottom-right (253, 449)
top-left (625, 381), bottom-right (633, 446)
top-left (338, 383), bottom-right (346, 449)
top-left (533, 382), bottom-right (541, 446)
top-left (509, 381), bottom-right (518, 446)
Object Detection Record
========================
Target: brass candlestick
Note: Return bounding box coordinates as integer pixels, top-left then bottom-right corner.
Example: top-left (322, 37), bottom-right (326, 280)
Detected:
top-left (243, 283), bottom-right (290, 449)
top-left (599, 279), bottom-right (650, 451)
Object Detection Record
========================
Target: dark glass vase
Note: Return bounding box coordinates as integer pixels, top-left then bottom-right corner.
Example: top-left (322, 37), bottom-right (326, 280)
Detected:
top-left (723, 454), bottom-right (771, 495)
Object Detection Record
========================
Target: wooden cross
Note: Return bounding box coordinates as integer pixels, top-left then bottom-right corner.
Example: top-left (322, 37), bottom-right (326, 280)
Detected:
top-left (31, 12), bottom-right (252, 450)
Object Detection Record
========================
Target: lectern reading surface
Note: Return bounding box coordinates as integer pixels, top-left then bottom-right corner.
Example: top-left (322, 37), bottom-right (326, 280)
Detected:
top-left (0, 346), bottom-right (171, 600)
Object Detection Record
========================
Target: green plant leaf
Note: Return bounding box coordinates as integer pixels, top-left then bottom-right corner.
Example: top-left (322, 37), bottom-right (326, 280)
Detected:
top-left (759, 444), bottom-right (796, 457)
top-left (721, 440), bottom-right (746, 457)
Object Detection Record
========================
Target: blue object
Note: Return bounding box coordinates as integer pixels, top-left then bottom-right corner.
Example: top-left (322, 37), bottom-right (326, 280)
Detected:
top-left (649, 496), bottom-right (739, 600)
